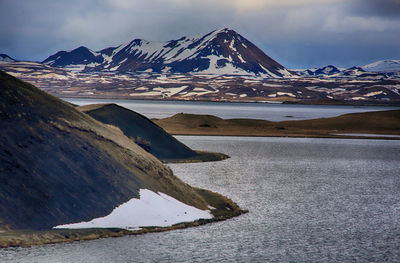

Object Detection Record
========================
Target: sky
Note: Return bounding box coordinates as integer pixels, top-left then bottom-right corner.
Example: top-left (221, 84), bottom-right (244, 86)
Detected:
top-left (0, 0), bottom-right (399, 69)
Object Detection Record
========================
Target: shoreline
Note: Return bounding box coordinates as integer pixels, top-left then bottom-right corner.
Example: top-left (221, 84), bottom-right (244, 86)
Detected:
top-left (0, 188), bottom-right (247, 248)
top-left (163, 151), bottom-right (230, 163)
top-left (0, 211), bottom-right (248, 248)
top-left (60, 95), bottom-right (400, 107)
top-left (170, 133), bottom-right (400, 140)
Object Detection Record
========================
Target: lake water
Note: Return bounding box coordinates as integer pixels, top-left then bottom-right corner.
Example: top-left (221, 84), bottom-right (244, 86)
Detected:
top-left (63, 98), bottom-right (400, 121)
top-left (2, 136), bottom-right (399, 262)
top-left (334, 133), bottom-right (400, 138)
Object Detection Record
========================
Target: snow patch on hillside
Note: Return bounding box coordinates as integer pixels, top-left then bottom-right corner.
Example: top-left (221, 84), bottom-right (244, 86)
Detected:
top-left (53, 189), bottom-right (212, 230)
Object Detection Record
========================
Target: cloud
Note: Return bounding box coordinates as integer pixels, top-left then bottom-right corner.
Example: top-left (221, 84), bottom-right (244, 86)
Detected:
top-left (322, 15), bottom-right (398, 33)
top-left (349, 0), bottom-right (400, 17)
top-left (170, 0), bottom-right (345, 11)
top-left (0, 0), bottom-right (398, 67)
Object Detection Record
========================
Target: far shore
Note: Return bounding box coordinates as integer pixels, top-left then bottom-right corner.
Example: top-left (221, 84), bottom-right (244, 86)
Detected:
top-left (153, 110), bottom-right (400, 140)
top-left (62, 95), bottom-right (400, 107)
top-left (171, 133), bottom-right (400, 140)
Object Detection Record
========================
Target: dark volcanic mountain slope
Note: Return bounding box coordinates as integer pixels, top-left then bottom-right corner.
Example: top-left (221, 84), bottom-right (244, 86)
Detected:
top-left (77, 103), bottom-right (197, 160)
top-left (43, 46), bottom-right (103, 67)
top-left (43, 28), bottom-right (292, 77)
top-left (0, 71), bottom-right (208, 230)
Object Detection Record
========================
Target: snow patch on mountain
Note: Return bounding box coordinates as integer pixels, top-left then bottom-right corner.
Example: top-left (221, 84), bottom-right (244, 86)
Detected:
top-left (198, 55), bottom-right (251, 75)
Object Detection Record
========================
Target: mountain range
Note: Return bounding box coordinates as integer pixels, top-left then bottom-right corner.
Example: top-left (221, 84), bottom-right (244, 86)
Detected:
top-left (293, 60), bottom-right (400, 78)
top-left (42, 28), bottom-right (292, 77)
top-left (2, 28), bottom-right (400, 78)
top-left (38, 27), bottom-right (400, 78)
top-left (0, 29), bottom-right (399, 104)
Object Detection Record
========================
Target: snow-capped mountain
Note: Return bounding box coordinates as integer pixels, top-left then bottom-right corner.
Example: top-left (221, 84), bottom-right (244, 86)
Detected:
top-left (314, 65), bottom-right (341, 76)
top-left (339, 67), bottom-right (366, 77)
top-left (293, 65), bottom-right (342, 77)
top-left (43, 28), bottom-right (292, 78)
top-left (0, 54), bottom-right (16, 63)
top-left (292, 64), bottom-right (394, 79)
top-left (362, 60), bottom-right (400, 72)
top-left (43, 46), bottom-right (102, 71)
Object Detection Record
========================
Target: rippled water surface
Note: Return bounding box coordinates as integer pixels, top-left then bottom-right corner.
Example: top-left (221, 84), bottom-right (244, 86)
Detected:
top-left (2, 136), bottom-right (399, 262)
top-left (64, 98), bottom-right (399, 121)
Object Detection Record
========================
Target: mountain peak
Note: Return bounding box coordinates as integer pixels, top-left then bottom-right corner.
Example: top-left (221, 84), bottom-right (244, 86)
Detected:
top-left (215, 27), bottom-right (236, 34)
top-left (43, 45), bottom-right (101, 67)
top-left (210, 28), bottom-right (243, 42)
top-left (314, 65), bottom-right (341, 75)
top-left (72, 46), bottom-right (93, 53)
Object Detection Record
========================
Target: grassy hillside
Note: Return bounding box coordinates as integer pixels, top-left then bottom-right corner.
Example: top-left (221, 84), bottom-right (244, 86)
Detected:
top-left (0, 71), bottom-right (214, 230)
top-left (154, 111), bottom-right (400, 138)
top-left (78, 104), bottom-right (197, 160)
top-left (78, 103), bottom-right (229, 162)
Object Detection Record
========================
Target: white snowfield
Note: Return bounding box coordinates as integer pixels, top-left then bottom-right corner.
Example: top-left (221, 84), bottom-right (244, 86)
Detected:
top-left (362, 60), bottom-right (400, 72)
top-left (53, 189), bottom-right (213, 230)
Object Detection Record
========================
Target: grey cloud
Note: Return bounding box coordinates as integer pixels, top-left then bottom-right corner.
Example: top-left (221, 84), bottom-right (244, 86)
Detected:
top-left (349, 0), bottom-right (400, 17)
top-left (0, 0), bottom-right (399, 68)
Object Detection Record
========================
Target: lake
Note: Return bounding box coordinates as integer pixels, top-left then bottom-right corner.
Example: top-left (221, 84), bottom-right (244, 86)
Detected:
top-left (63, 98), bottom-right (400, 121)
top-left (2, 136), bottom-right (399, 262)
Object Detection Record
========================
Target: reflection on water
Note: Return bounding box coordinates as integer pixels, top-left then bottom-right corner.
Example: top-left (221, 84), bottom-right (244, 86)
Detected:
top-left (2, 136), bottom-right (400, 262)
top-left (63, 98), bottom-right (399, 121)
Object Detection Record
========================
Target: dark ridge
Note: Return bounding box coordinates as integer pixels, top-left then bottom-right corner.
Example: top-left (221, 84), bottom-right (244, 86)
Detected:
top-left (42, 46), bottom-right (103, 66)
top-left (79, 103), bottom-right (198, 160)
